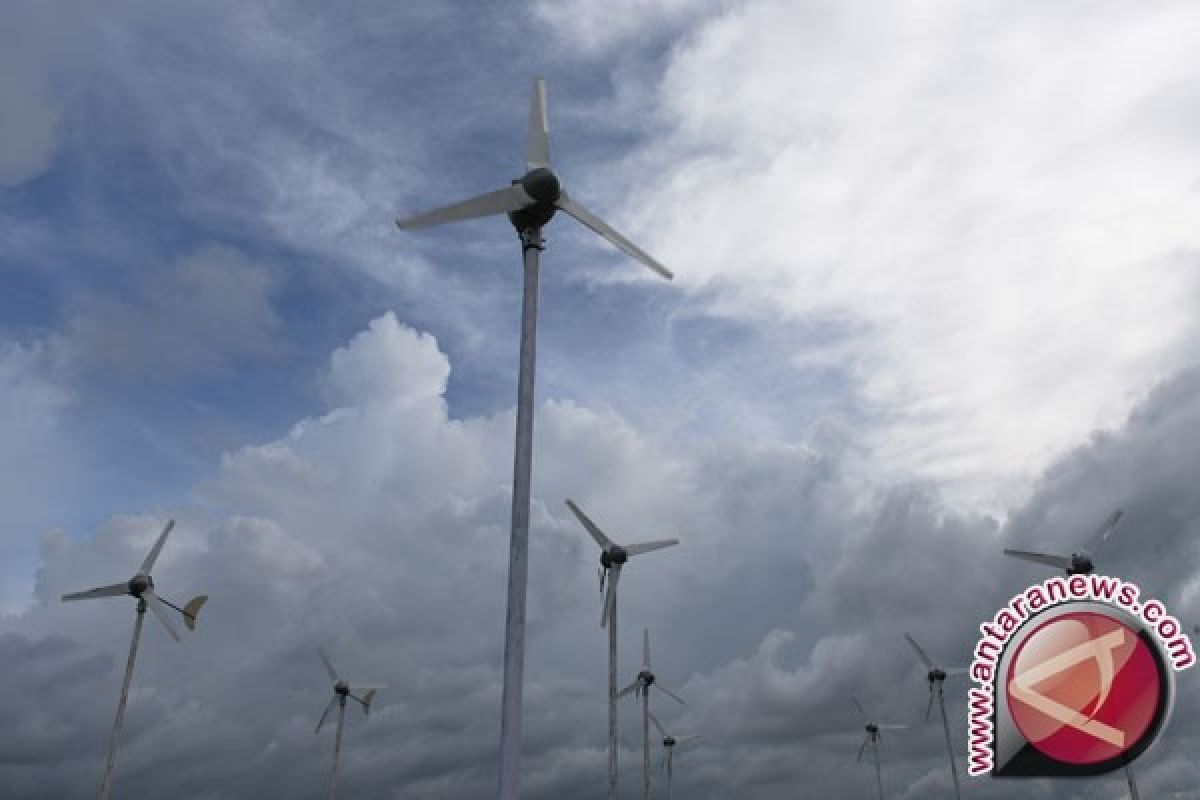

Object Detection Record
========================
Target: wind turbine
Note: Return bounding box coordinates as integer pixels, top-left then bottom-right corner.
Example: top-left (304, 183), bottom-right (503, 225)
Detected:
top-left (565, 498), bottom-right (678, 800)
top-left (904, 633), bottom-right (968, 800)
top-left (60, 518), bottom-right (207, 800)
top-left (620, 629), bottom-right (685, 800)
top-left (395, 78), bottom-right (673, 800)
top-left (314, 647), bottom-right (386, 800)
top-left (1003, 509), bottom-right (1124, 576)
top-left (647, 710), bottom-right (700, 800)
top-left (851, 696), bottom-right (907, 800)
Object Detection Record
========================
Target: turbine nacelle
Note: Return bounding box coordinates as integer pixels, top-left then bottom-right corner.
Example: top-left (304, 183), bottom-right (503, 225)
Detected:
top-left (334, 681), bottom-right (350, 697)
top-left (600, 546), bottom-right (629, 569)
top-left (127, 574), bottom-right (153, 597)
top-left (927, 668), bottom-right (946, 684)
top-left (1067, 553), bottom-right (1094, 576)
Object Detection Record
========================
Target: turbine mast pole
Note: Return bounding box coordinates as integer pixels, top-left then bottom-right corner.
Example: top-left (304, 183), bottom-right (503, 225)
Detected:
top-left (666, 747), bottom-right (673, 800)
top-left (497, 225), bottom-right (543, 800)
top-left (1125, 764), bottom-right (1140, 800)
top-left (99, 598), bottom-right (146, 800)
top-left (936, 684), bottom-right (962, 800)
top-left (331, 696), bottom-right (346, 800)
top-left (643, 689), bottom-right (651, 800)
top-left (609, 599), bottom-right (618, 800)
top-left (873, 736), bottom-right (884, 800)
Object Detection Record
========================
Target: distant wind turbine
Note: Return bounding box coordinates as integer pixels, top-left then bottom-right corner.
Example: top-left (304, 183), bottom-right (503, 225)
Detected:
top-left (648, 710), bottom-right (700, 800)
top-left (851, 696), bottom-right (907, 800)
top-left (314, 647), bottom-right (386, 800)
top-left (1003, 509), bottom-right (1124, 576)
top-left (395, 78), bottom-right (674, 800)
top-left (61, 519), bottom-right (207, 800)
top-left (904, 633), bottom-right (968, 800)
top-left (621, 629), bottom-right (685, 800)
top-left (565, 498), bottom-right (678, 800)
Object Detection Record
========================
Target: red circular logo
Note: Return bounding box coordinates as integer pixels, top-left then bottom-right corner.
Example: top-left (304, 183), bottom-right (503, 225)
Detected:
top-left (1006, 611), bottom-right (1161, 765)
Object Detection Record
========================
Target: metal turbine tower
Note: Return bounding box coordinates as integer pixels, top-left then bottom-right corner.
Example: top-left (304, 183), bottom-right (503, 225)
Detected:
top-left (395, 78), bottom-right (673, 800)
top-left (314, 647), bottom-right (386, 800)
top-left (60, 519), bottom-right (207, 800)
top-left (565, 499), bottom-right (678, 800)
top-left (904, 633), bottom-right (968, 800)
top-left (620, 629), bottom-right (685, 800)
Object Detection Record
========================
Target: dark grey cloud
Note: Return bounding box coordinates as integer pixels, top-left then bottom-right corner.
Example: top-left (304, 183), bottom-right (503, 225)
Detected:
top-left (3, 313), bottom-right (1199, 799)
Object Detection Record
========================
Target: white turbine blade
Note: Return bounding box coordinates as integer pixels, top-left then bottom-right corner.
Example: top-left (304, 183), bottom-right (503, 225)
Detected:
top-left (564, 499), bottom-right (615, 550)
top-left (1003, 549), bottom-right (1073, 570)
top-left (395, 185), bottom-right (532, 230)
top-left (61, 582), bottom-right (129, 602)
top-left (878, 724), bottom-right (908, 730)
top-left (850, 696), bottom-right (866, 720)
top-left (945, 666), bottom-right (970, 676)
top-left (625, 539), bottom-right (679, 557)
top-left (1089, 509), bottom-right (1124, 554)
top-left (142, 591), bottom-right (181, 641)
top-left (601, 564), bottom-right (621, 628)
top-left (904, 633), bottom-right (935, 670)
top-left (315, 696), bottom-right (337, 733)
top-left (675, 735), bottom-right (703, 746)
top-left (643, 628), bottom-right (651, 669)
top-left (318, 647), bottom-right (340, 683)
top-left (618, 680), bottom-right (640, 698)
top-left (657, 683), bottom-right (686, 706)
top-left (525, 78), bottom-right (550, 171)
top-left (140, 518), bottom-right (175, 574)
top-left (856, 734), bottom-right (869, 762)
top-left (648, 709), bottom-right (667, 738)
top-left (348, 683), bottom-right (388, 691)
top-left (555, 192), bottom-right (674, 280)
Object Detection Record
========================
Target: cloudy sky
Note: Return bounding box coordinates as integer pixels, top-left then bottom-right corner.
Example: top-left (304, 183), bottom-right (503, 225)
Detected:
top-left (3, 1), bottom-right (1200, 797)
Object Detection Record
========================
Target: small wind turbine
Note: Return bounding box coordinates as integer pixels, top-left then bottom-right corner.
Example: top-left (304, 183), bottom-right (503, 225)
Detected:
top-left (564, 498), bottom-right (678, 800)
top-left (620, 629), bottom-right (685, 800)
top-left (647, 710), bottom-right (700, 800)
top-left (1003, 509), bottom-right (1124, 576)
top-left (314, 647), bottom-right (386, 800)
top-left (60, 518), bottom-right (207, 800)
top-left (395, 78), bottom-right (673, 800)
top-left (904, 633), bottom-right (968, 800)
top-left (851, 696), bottom-right (907, 800)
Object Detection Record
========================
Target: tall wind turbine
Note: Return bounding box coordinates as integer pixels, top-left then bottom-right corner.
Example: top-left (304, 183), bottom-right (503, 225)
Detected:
top-left (395, 78), bottom-right (673, 800)
top-left (620, 629), bottom-right (685, 800)
top-left (647, 710), bottom-right (700, 800)
top-left (314, 647), bottom-right (386, 800)
top-left (565, 498), bottom-right (678, 800)
top-left (60, 519), bottom-right (208, 800)
top-left (1003, 509), bottom-right (1124, 576)
top-left (851, 696), bottom-right (907, 800)
top-left (904, 633), bottom-right (968, 800)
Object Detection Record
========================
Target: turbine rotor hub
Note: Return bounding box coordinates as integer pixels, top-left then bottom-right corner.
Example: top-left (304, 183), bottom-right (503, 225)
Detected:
top-left (930, 668), bottom-right (946, 683)
top-left (128, 574), bottom-right (151, 597)
top-left (335, 681), bottom-right (349, 696)
top-left (664, 736), bottom-right (675, 747)
top-left (601, 546), bottom-right (628, 568)
top-left (638, 670), bottom-right (654, 686)
top-left (520, 167), bottom-right (560, 205)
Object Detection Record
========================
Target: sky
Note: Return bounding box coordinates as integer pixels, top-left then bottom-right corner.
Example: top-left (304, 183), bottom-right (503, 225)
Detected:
top-left (3, 1), bottom-right (1200, 797)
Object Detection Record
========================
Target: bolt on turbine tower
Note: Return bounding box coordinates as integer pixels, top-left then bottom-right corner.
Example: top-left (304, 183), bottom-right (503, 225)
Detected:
top-left (565, 499), bottom-right (678, 800)
top-left (60, 519), bottom-right (208, 800)
top-left (395, 78), bottom-right (674, 800)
